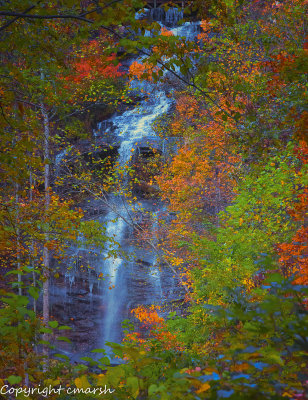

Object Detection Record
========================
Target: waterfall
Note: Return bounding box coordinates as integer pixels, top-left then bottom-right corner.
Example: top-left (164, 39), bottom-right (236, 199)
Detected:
top-left (51, 15), bottom-right (200, 362)
top-left (97, 84), bottom-right (173, 348)
top-left (148, 211), bottom-right (163, 300)
top-left (150, 7), bottom-right (183, 26)
top-left (101, 206), bottom-right (127, 346)
top-left (165, 7), bottom-right (183, 25)
top-left (95, 18), bottom-right (201, 351)
top-left (55, 148), bottom-right (68, 177)
top-left (170, 21), bottom-right (201, 40)
top-left (112, 90), bottom-right (172, 166)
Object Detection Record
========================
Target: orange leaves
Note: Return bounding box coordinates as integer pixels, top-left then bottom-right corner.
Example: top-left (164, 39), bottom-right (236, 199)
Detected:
top-left (277, 226), bottom-right (308, 285)
top-left (151, 27), bottom-right (175, 57)
top-left (68, 48), bottom-right (122, 84)
top-left (200, 19), bottom-right (211, 34)
top-left (128, 61), bottom-right (160, 82)
top-left (160, 27), bottom-right (174, 37)
top-left (155, 90), bottom-right (240, 297)
top-left (131, 305), bottom-right (164, 327)
top-left (127, 27), bottom-right (174, 81)
top-left (123, 332), bottom-right (145, 346)
top-left (174, 95), bottom-right (198, 123)
top-left (62, 35), bottom-right (123, 105)
top-left (276, 141), bottom-right (308, 285)
top-left (130, 305), bottom-right (184, 351)
top-left (157, 118), bottom-right (237, 216)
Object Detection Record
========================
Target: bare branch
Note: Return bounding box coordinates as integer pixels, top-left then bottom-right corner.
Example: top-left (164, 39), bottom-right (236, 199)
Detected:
top-left (0, 4), bottom-right (37, 33)
top-left (0, 11), bottom-right (93, 24)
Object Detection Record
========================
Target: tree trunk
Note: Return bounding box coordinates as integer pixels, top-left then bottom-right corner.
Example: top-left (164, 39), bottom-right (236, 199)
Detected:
top-left (15, 183), bottom-right (22, 296)
top-left (41, 102), bottom-right (50, 368)
top-left (29, 170), bottom-right (36, 314)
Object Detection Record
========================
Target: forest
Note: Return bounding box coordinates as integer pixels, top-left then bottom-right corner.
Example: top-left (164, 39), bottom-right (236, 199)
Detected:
top-left (0, 0), bottom-right (307, 399)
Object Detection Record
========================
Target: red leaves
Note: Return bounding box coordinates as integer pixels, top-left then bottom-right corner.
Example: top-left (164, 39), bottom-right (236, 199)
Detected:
top-left (277, 141), bottom-right (308, 285)
top-left (66, 39), bottom-right (123, 84)
top-left (277, 226), bottom-right (308, 285)
top-left (68, 54), bottom-right (122, 83)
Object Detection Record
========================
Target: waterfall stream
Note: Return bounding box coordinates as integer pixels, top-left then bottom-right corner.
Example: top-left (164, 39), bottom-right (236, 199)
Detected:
top-left (52, 10), bottom-right (200, 361)
top-left (97, 85), bottom-right (173, 350)
top-left (98, 16), bottom-right (200, 350)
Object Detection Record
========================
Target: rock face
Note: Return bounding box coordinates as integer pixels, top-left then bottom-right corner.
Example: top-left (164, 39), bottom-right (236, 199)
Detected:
top-left (48, 197), bottom-right (185, 361)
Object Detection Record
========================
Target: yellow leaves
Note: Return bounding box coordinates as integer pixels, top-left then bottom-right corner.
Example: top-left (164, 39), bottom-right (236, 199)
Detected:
top-left (196, 383), bottom-right (210, 394)
top-left (74, 375), bottom-right (91, 389)
top-left (242, 277), bottom-right (254, 291)
top-left (44, 378), bottom-right (61, 386)
top-left (232, 362), bottom-right (250, 372)
top-left (96, 373), bottom-right (107, 386)
top-left (127, 376), bottom-right (139, 399)
top-left (171, 257), bottom-right (184, 267)
top-left (282, 393), bottom-right (293, 398)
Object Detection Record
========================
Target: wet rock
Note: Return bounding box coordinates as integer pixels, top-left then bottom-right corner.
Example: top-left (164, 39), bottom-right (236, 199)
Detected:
top-left (136, 259), bottom-right (152, 267)
top-left (76, 298), bottom-right (91, 305)
top-left (74, 320), bottom-right (95, 331)
top-left (70, 331), bottom-right (93, 344)
top-left (67, 289), bottom-right (88, 297)
top-left (137, 180), bottom-right (161, 195)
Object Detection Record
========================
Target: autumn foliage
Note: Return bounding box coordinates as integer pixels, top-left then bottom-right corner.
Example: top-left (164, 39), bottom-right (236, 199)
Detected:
top-left (68, 39), bottom-right (123, 83)
top-left (0, 0), bottom-right (307, 398)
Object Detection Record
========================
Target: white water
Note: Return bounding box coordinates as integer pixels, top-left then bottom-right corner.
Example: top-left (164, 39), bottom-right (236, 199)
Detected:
top-left (113, 90), bottom-right (172, 165)
top-left (49, 10), bottom-right (199, 354)
top-left (101, 205), bottom-right (127, 345)
top-left (55, 148), bottom-right (68, 177)
top-left (96, 11), bottom-right (201, 349)
top-left (170, 21), bottom-right (201, 40)
top-left (49, 9), bottom-right (200, 364)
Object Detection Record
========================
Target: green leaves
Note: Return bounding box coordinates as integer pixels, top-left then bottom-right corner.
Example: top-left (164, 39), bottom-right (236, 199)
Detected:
top-left (148, 383), bottom-right (159, 396)
top-left (7, 375), bottom-right (22, 385)
top-left (54, 353), bottom-right (70, 361)
top-left (106, 365), bottom-right (125, 387)
top-left (48, 321), bottom-right (59, 329)
top-left (127, 376), bottom-right (139, 399)
top-left (74, 375), bottom-right (91, 389)
top-left (56, 336), bottom-right (71, 343)
top-left (58, 325), bottom-right (72, 330)
top-left (40, 327), bottom-right (53, 334)
top-left (28, 286), bottom-right (40, 300)
top-left (80, 356), bottom-right (99, 366)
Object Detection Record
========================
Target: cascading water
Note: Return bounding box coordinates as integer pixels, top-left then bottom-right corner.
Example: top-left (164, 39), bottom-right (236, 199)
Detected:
top-left (51, 8), bottom-right (200, 361)
top-left (97, 86), bottom-right (173, 349)
top-left (100, 202), bottom-right (127, 346)
top-left (96, 15), bottom-right (200, 349)
top-left (149, 7), bottom-right (184, 26)
top-left (107, 90), bottom-right (172, 165)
